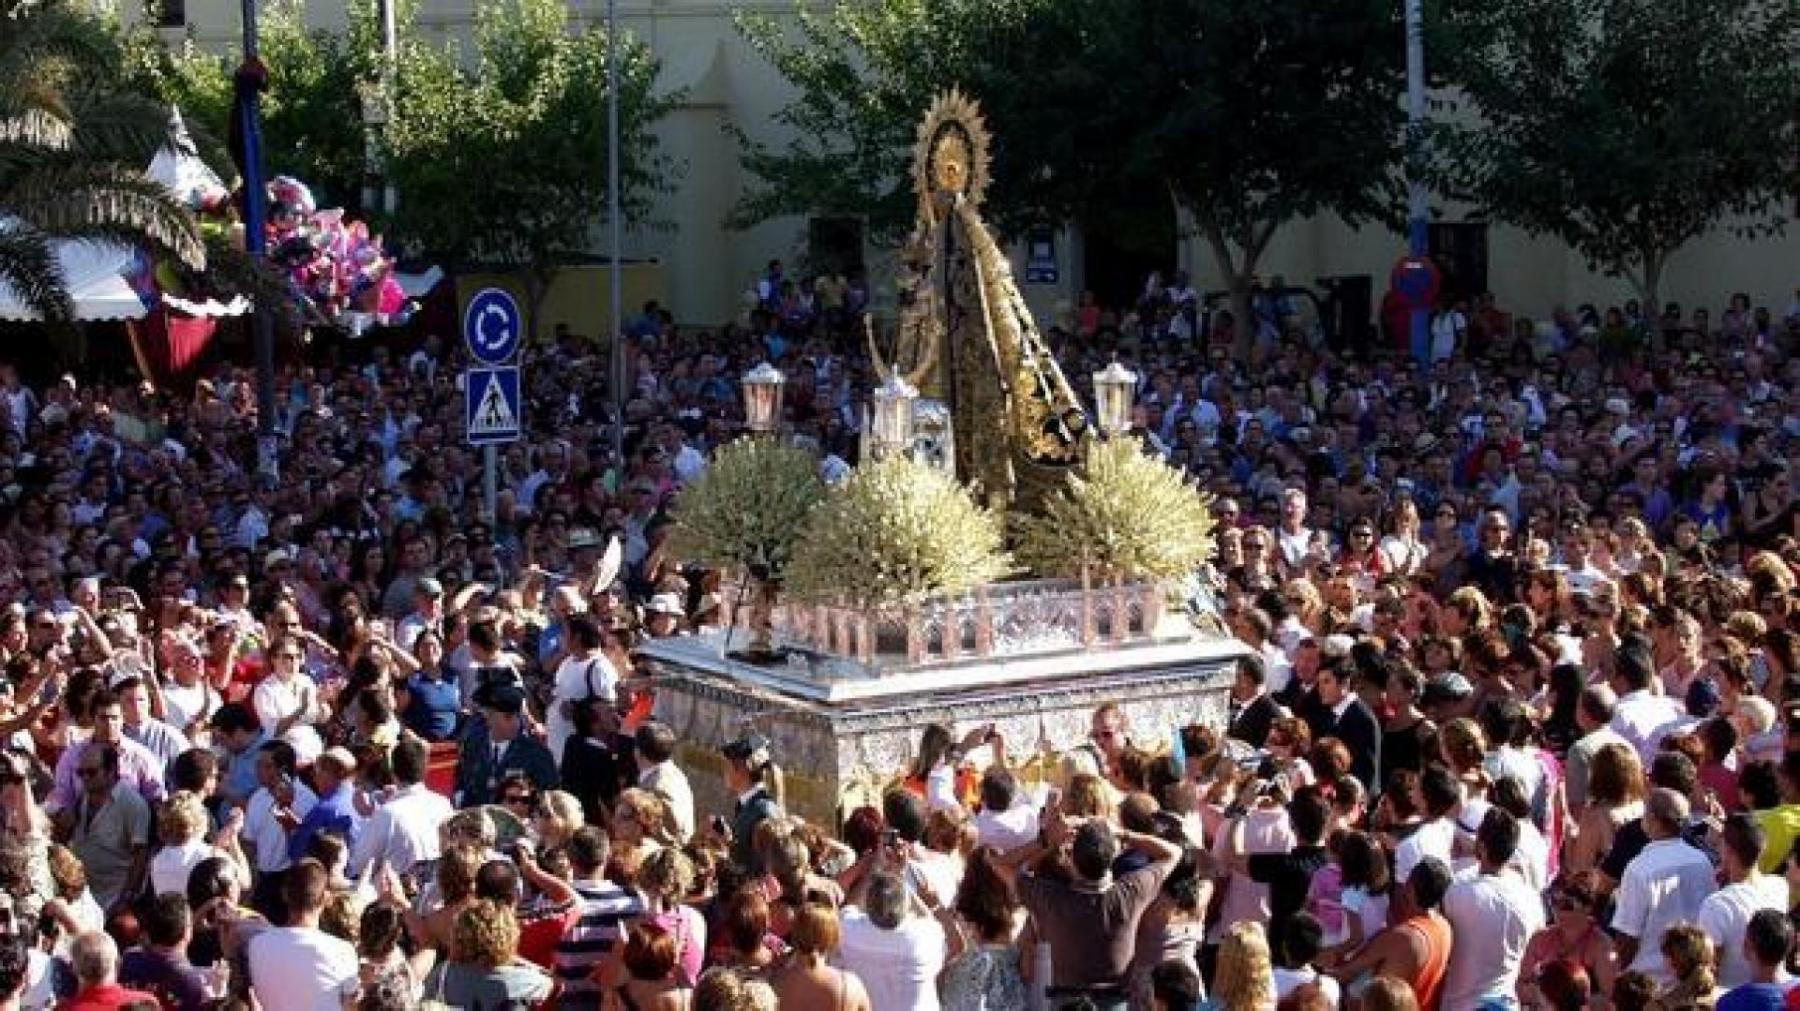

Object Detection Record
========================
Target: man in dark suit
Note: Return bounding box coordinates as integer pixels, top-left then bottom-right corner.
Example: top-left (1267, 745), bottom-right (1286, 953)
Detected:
top-left (1227, 655), bottom-right (1282, 749)
top-left (455, 683), bottom-right (558, 807)
top-left (1296, 661), bottom-right (1382, 790)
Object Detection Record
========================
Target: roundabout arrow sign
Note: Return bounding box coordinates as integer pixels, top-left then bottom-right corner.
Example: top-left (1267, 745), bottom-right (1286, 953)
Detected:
top-left (464, 287), bottom-right (522, 364)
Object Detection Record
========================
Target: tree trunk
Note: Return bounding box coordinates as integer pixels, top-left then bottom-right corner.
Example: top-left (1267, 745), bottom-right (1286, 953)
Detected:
top-left (1624, 249), bottom-right (1665, 354)
top-left (1198, 221), bottom-right (1249, 359)
top-left (520, 268), bottom-right (548, 351)
top-left (1196, 211), bottom-right (1274, 362)
top-left (1640, 249), bottom-right (1664, 326)
top-left (1228, 276), bottom-right (1255, 361)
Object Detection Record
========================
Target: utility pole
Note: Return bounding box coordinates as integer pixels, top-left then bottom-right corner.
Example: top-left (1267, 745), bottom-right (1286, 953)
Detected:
top-left (1405, 0), bottom-right (1430, 365)
top-left (240, 0), bottom-right (277, 478)
top-left (606, 0), bottom-right (625, 466)
top-left (381, 0), bottom-right (398, 215)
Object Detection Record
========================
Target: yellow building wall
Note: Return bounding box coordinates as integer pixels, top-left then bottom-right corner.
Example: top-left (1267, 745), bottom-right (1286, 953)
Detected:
top-left (454, 263), bottom-right (669, 347)
top-left (149, 0), bottom-right (1799, 327)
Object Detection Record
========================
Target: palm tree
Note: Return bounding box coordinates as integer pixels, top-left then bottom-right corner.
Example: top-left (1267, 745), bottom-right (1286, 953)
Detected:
top-left (0, 0), bottom-right (205, 320)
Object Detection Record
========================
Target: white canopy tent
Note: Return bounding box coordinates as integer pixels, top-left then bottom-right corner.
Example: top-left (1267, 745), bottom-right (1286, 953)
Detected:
top-left (0, 229), bottom-right (145, 322)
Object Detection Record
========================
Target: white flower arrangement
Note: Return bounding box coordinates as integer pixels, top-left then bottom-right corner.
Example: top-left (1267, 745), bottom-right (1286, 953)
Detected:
top-left (1015, 439), bottom-right (1216, 582)
top-left (668, 438), bottom-right (825, 577)
top-left (784, 456), bottom-right (1011, 608)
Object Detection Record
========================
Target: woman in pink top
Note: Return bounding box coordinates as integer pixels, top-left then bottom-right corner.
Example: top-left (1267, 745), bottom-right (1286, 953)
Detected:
top-left (637, 848), bottom-right (707, 986)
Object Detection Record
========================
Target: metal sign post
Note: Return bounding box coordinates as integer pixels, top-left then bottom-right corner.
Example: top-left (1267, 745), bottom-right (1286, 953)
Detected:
top-left (465, 289), bottom-right (523, 533)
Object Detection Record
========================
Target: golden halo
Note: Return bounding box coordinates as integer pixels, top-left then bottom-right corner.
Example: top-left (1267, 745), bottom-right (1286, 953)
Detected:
top-left (912, 88), bottom-right (993, 211)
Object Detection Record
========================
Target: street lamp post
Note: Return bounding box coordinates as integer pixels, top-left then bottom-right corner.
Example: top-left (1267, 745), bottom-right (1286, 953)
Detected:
top-left (737, 363), bottom-right (788, 661)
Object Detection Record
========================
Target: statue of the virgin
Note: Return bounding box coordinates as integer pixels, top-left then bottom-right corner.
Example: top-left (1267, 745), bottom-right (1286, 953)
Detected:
top-left (870, 90), bottom-right (1091, 511)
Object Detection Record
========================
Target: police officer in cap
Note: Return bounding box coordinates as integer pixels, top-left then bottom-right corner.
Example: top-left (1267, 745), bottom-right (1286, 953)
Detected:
top-left (714, 732), bottom-right (782, 871)
top-left (454, 681), bottom-right (558, 807)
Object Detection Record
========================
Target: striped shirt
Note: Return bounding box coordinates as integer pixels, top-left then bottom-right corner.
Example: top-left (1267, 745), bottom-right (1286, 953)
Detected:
top-left (552, 878), bottom-right (643, 1009)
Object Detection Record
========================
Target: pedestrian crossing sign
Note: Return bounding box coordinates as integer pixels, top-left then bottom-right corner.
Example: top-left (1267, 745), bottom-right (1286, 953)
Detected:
top-left (466, 366), bottom-right (520, 445)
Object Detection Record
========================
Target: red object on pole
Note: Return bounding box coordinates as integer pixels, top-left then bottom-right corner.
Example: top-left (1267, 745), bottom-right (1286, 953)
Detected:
top-left (127, 305), bottom-right (219, 389)
top-left (1389, 255), bottom-right (1442, 311)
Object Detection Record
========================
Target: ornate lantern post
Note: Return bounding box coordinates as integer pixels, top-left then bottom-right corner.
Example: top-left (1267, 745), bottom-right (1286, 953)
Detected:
top-left (1091, 359), bottom-right (1139, 438)
top-left (735, 362), bottom-right (788, 660)
top-left (741, 363), bottom-right (786, 436)
top-left (869, 372), bottom-right (919, 461)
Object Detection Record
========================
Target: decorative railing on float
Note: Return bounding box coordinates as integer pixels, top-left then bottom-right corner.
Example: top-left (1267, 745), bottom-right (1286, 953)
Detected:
top-left (717, 577), bottom-right (1175, 672)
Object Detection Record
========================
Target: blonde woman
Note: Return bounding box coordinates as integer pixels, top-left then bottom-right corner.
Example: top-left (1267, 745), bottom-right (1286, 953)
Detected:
top-left (43, 844), bottom-right (103, 957)
top-left (1565, 743), bottom-right (1645, 874)
top-left (1285, 580), bottom-right (1325, 635)
top-left (0, 753), bottom-right (52, 919)
top-left (1437, 719), bottom-right (1492, 813)
top-left (638, 847), bottom-right (708, 987)
top-left (532, 789), bottom-right (585, 851)
top-left (1379, 498), bottom-right (1430, 579)
top-left (1653, 923), bottom-right (1720, 1009)
top-left (1610, 517), bottom-right (1654, 575)
top-left (1439, 587), bottom-right (1493, 637)
top-left (406, 843), bottom-right (484, 978)
top-left (1208, 921), bottom-right (1277, 1011)
top-left (150, 790), bottom-right (250, 896)
top-left (438, 899), bottom-right (553, 1007)
top-left (610, 788), bottom-right (675, 885)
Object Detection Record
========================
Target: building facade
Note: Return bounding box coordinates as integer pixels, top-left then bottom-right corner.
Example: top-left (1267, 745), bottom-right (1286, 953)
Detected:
top-left (149, 0), bottom-right (1798, 333)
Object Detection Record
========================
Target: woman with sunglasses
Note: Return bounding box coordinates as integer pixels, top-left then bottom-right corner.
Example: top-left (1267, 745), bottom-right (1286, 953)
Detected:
top-left (1515, 871), bottom-right (1615, 1009)
top-left (251, 634), bottom-right (325, 765)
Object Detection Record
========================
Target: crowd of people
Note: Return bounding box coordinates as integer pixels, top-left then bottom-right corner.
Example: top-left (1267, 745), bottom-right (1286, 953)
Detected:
top-left (0, 274), bottom-right (1789, 1011)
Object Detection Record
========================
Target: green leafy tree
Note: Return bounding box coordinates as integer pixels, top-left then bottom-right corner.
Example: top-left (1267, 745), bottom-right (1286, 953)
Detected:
top-left (0, 0), bottom-right (205, 319)
top-left (121, 0), bottom-right (395, 216)
top-left (1434, 0), bottom-right (1800, 312)
top-left (382, 0), bottom-right (677, 339)
top-left (731, 0), bottom-right (1407, 350)
top-left (729, 0), bottom-right (1036, 242)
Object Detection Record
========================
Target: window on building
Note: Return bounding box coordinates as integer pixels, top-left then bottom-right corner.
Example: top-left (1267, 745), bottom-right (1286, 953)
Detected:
top-left (806, 217), bottom-right (865, 277)
top-left (1427, 222), bottom-right (1489, 303)
top-left (157, 0), bottom-right (186, 26)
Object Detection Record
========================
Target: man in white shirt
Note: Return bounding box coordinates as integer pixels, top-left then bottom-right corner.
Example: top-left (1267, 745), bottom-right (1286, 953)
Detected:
top-left (1697, 814), bottom-right (1791, 989)
top-left (248, 860), bottom-right (360, 1011)
top-left (242, 740), bottom-right (318, 919)
top-left (1609, 646), bottom-right (1685, 761)
top-left (1564, 686), bottom-right (1630, 814)
top-left (546, 615), bottom-right (617, 762)
top-left (634, 721), bottom-right (694, 844)
top-left (971, 767), bottom-right (1039, 854)
top-left (1612, 788), bottom-right (1718, 985)
top-left (1275, 488), bottom-right (1324, 574)
top-left (1395, 766), bottom-right (1462, 884)
top-left (1440, 809), bottom-right (1546, 1009)
top-left (393, 577), bottom-right (444, 653)
top-left (840, 871), bottom-right (947, 1011)
top-left (347, 738), bottom-right (451, 883)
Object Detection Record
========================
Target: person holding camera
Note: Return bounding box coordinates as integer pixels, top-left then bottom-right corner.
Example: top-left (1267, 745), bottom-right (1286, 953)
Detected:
top-left (992, 800), bottom-right (1181, 1010)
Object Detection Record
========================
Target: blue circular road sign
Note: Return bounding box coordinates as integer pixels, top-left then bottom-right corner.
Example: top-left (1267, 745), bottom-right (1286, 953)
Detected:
top-left (464, 288), bottom-right (522, 364)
